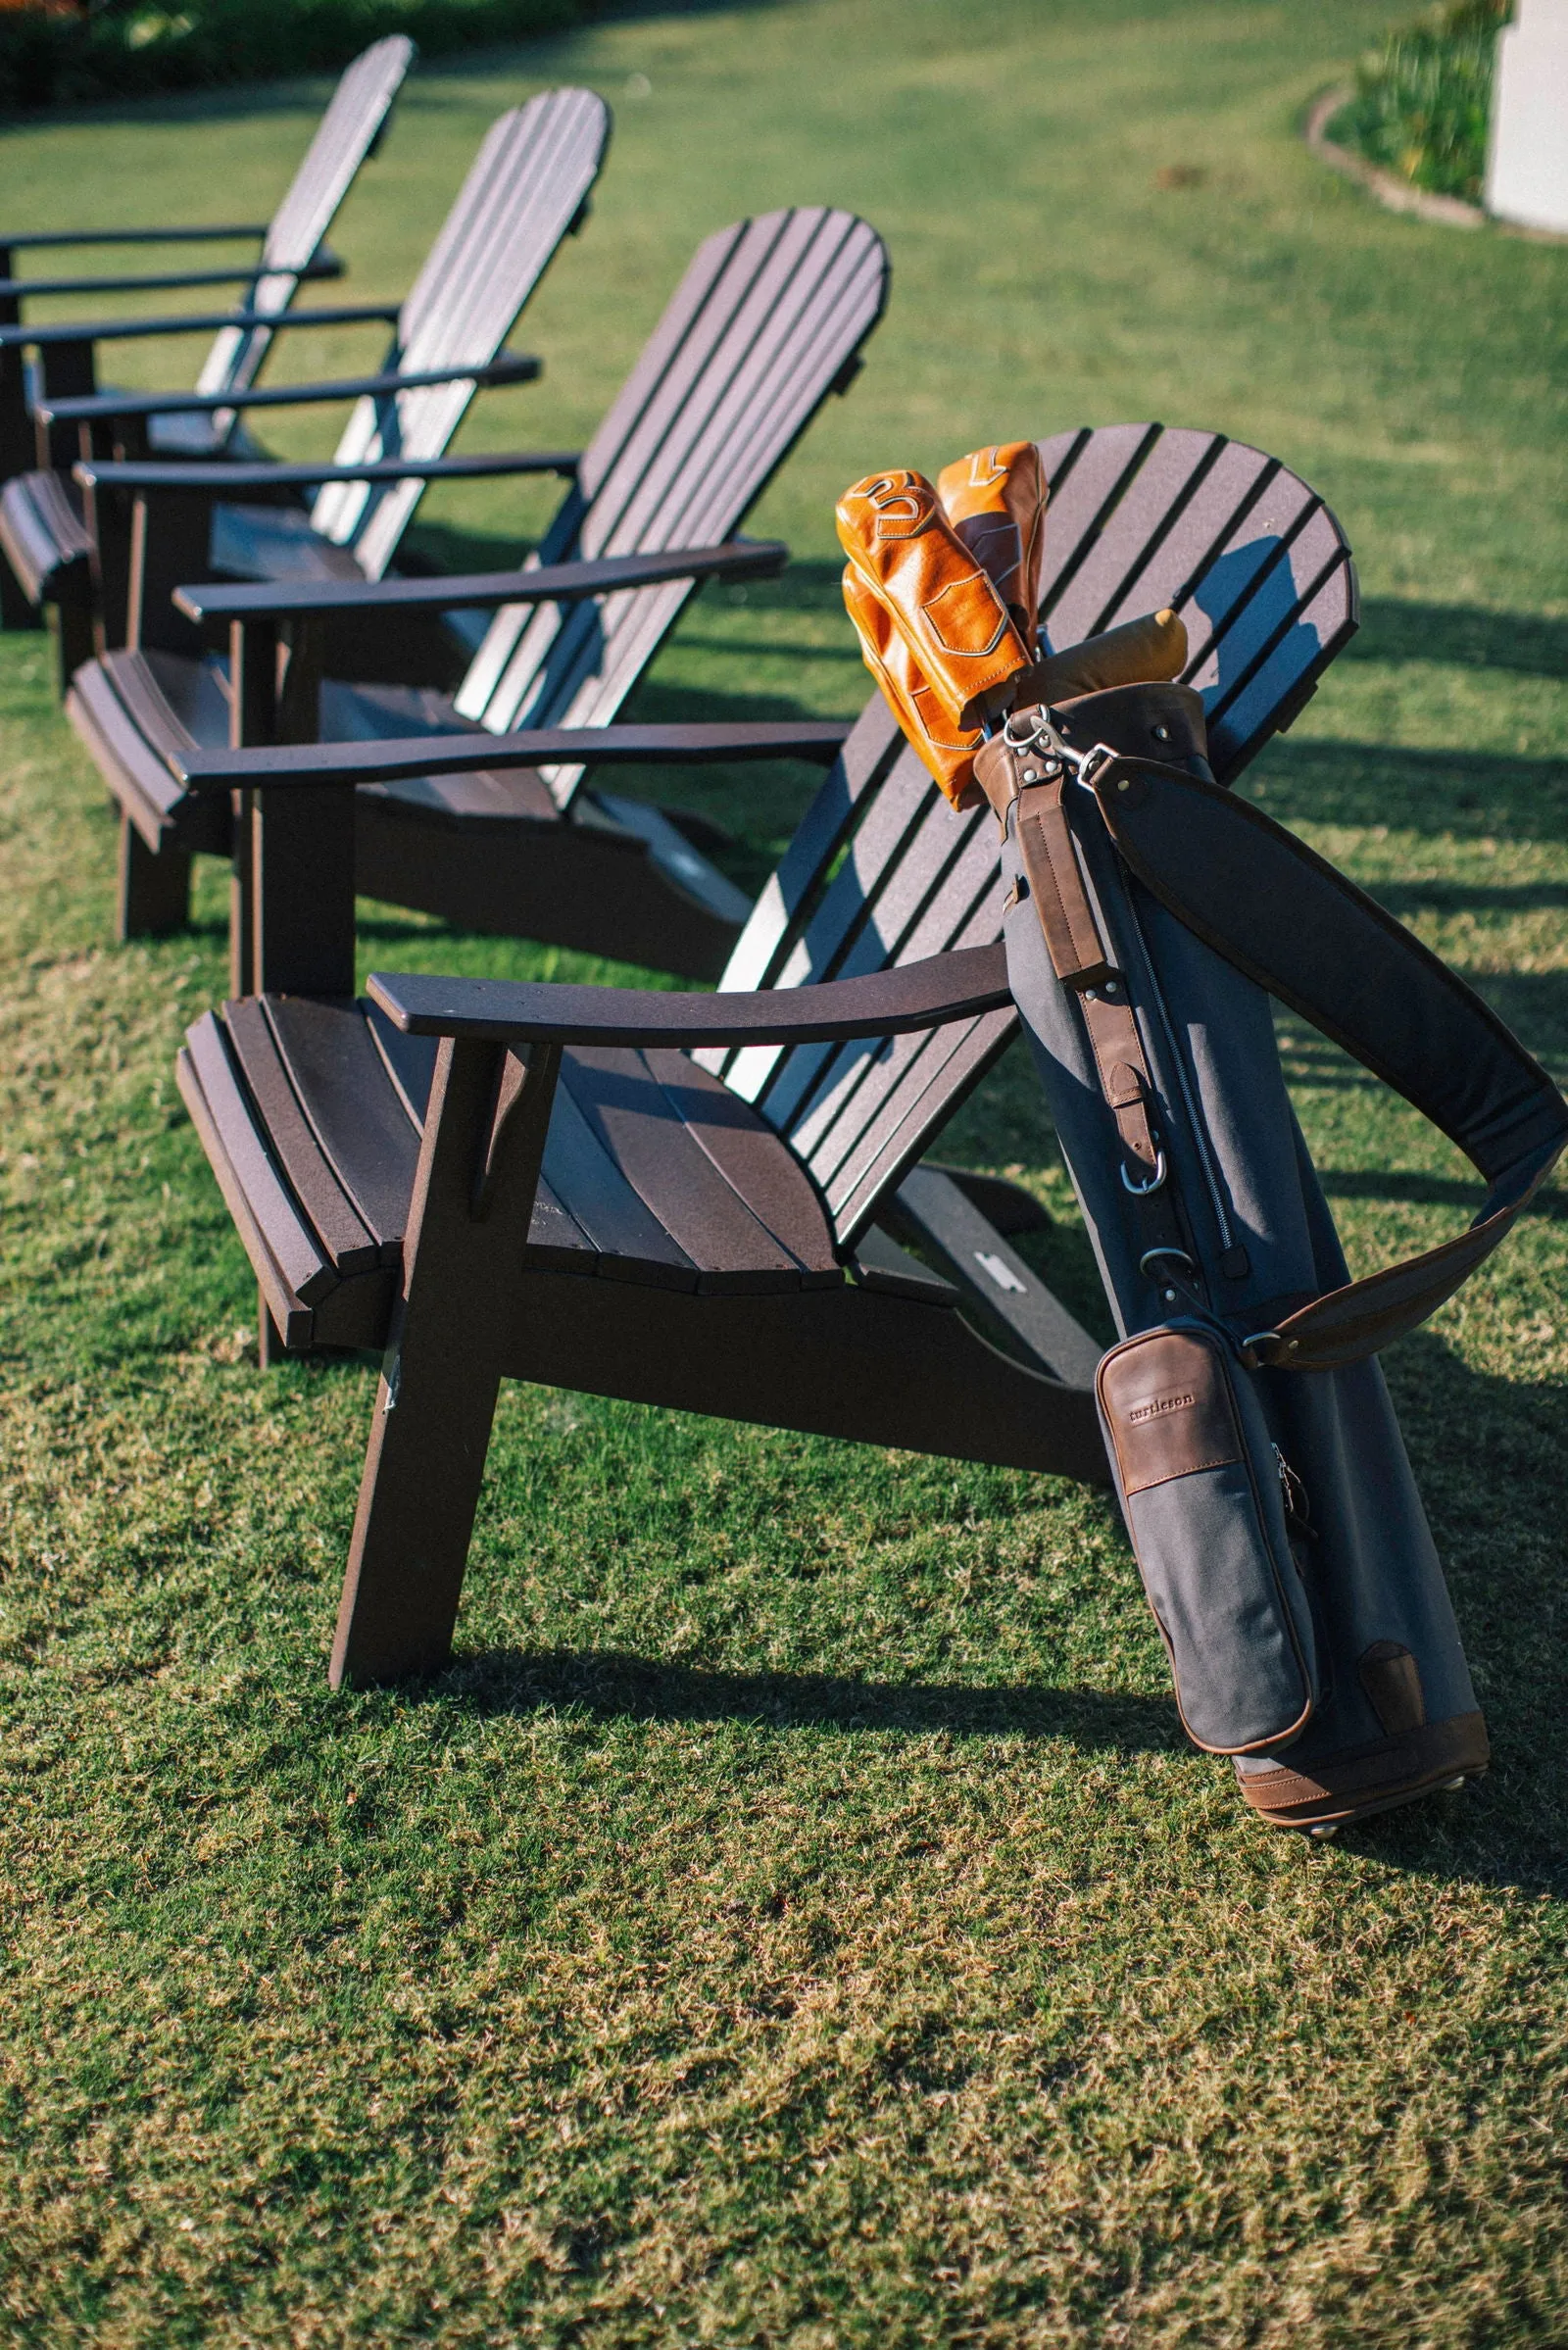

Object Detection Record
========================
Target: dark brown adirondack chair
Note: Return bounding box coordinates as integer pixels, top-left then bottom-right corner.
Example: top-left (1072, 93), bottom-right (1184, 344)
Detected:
top-left (64, 207), bottom-right (890, 973)
top-left (170, 423), bottom-right (1358, 1685)
top-left (3, 86), bottom-right (609, 687)
top-left (0, 36), bottom-right (416, 635)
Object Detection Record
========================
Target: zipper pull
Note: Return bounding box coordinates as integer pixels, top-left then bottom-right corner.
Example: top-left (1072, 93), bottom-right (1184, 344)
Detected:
top-left (1273, 1443), bottom-right (1313, 1536)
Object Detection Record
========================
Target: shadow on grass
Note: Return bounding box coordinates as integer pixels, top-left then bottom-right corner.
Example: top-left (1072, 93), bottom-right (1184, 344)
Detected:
top-left (1320, 1165), bottom-right (1568, 1220)
top-left (439, 1645), bottom-right (1184, 1755)
top-left (1251, 736), bottom-right (1568, 845)
top-left (0, 2), bottom-right (789, 136)
top-left (1349, 599), bottom-right (1568, 678)
top-left (455, 1327), bottom-right (1561, 1889)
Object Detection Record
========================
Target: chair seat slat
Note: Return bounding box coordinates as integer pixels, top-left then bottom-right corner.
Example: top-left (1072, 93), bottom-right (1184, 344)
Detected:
top-left (642, 1048), bottom-right (842, 1281)
top-left (263, 994), bottom-right (424, 1252)
top-left (224, 999), bottom-right (384, 1273)
top-left (560, 1049), bottom-right (814, 1292)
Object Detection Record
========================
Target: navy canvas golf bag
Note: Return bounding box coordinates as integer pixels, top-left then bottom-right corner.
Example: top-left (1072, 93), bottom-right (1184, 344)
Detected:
top-left (835, 449), bottom-right (1568, 1834)
top-left (977, 691), bottom-right (1566, 1832)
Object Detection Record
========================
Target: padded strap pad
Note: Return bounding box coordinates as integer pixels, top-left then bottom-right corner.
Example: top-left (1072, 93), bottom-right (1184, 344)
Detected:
top-left (1092, 753), bottom-right (1568, 1368)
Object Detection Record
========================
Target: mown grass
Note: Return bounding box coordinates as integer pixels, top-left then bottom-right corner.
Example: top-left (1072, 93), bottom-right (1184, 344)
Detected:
top-left (1, 2), bottom-right (1567, 2341)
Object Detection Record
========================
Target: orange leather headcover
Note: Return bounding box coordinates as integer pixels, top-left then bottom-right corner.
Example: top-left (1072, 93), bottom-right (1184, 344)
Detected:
top-left (841, 563), bottom-right (984, 809)
top-left (836, 469), bottom-right (1032, 735)
top-left (936, 441), bottom-right (1048, 644)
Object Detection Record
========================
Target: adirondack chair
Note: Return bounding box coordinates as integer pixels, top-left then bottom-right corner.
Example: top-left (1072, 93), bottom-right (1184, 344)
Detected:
top-left (3, 86), bottom-right (609, 689)
top-left (64, 206), bottom-right (891, 973)
top-left (169, 423), bottom-right (1359, 1685)
top-left (0, 36), bottom-right (416, 636)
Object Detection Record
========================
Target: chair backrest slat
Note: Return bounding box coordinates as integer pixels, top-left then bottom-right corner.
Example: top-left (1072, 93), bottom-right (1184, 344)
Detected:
top-left (704, 425), bottom-right (1357, 1247)
top-left (1041, 425), bottom-right (1224, 649)
top-left (449, 208), bottom-right (890, 786)
top-left (308, 89), bottom-right (610, 575)
top-left (1102, 436), bottom-right (1278, 635)
top-left (696, 697), bottom-right (907, 1019)
top-left (195, 37), bottom-right (414, 403)
top-left (777, 821), bottom-right (1007, 1166)
top-left (737, 783), bottom-right (986, 1134)
top-left (1034, 421), bottom-right (1160, 613)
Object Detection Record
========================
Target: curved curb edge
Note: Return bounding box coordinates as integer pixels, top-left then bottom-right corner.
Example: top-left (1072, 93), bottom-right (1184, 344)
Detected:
top-left (1304, 83), bottom-right (1568, 243)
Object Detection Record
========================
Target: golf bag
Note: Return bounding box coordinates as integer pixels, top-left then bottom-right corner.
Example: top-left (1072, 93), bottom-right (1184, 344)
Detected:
top-left (834, 449), bottom-right (1568, 1832)
top-left (977, 693), bottom-right (1566, 1831)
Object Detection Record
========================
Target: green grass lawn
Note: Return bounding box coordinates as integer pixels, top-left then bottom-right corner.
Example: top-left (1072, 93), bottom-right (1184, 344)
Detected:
top-left (2, 2), bottom-right (1567, 2340)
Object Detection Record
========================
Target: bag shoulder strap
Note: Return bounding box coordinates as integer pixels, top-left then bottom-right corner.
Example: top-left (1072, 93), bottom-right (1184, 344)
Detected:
top-left (1089, 752), bottom-right (1568, 1370)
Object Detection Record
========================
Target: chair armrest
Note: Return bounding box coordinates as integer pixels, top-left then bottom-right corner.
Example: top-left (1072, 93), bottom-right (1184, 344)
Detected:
top-left (0, 300), bottom-right (403, 353)
top-left (0, 252), bottom-right (342, 304)
top-left (172, 715), bottom-right (849, 791)
top-left (168, 538), bottom-right (786, 628)
top-left (0, 223), bottom-right (269, 251)
top-left (75, 449), bottom-right (580, 497)
top-left (37, 351), bottom-right (538, 428)
top-left (367, 944), bottom-right (1011, 1051)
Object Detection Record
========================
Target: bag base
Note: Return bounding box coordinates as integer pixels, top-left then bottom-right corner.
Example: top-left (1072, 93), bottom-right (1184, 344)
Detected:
top-left (1234, 1709), bottom-right (1490, 1834)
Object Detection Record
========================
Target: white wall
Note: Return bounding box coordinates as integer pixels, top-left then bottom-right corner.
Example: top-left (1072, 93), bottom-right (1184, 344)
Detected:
top-left (1486, 0), bottom-right (1568, 234)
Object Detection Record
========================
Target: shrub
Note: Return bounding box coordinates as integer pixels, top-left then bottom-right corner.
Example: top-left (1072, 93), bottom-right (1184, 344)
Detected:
top-left (1334, 0), bottom-right (1510, 202)
top-left (0, 0), bottom-right (594, 116)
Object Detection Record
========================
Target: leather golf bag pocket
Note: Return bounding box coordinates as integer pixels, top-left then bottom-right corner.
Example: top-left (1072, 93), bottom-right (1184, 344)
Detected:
top-left (1097, 1324), bottom-right (1319, 1756)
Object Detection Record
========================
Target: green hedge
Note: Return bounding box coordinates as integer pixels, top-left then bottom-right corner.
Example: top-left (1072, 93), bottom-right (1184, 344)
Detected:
top-left (1333, 0), bottom-right (1510, 202)
top-left (0, 0), bottom-right (595, 116)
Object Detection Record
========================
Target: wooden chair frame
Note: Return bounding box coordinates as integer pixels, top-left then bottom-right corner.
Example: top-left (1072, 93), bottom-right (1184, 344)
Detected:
top-left (1, 85), bottom-right (608, 681)
top-left (62, 209), bottom-right (892, 976)
top-left (168, 423), bottom-right (1358, 1685)
top-left (0, 35), bottom-right (416, 628)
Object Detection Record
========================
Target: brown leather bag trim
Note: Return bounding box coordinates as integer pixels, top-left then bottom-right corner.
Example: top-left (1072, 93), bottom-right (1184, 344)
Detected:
top-left (973, 681), bottom-right (1211, 828)
top-left (1098, 1326), bottom-right (1246, 1495)
top-left (1236, 1710), bottom-right (1490, 1828)
top-left (1013, 778), bottom-right (1117, 993)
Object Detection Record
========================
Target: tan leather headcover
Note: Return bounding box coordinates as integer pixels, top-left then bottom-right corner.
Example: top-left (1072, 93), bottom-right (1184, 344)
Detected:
top-left (936, 442), bottom-right (1048, 643)
top-left (836, 469), bottom-right (1032, 734)
top-left (1025, 608), bottom-right (1187, 703)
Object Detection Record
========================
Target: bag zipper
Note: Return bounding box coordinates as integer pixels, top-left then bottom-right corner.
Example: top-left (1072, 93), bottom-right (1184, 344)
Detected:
top-left (1118, 882), bottom-right (1240, 1258)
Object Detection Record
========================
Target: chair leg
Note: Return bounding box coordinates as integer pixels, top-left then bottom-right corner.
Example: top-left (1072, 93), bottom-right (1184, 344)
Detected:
top-left (329, 1311), bottom-right (505, 1689)
top-left (258, 1292), bottom-right (289, 1369)
top-left (328, 1034), bottom-right (559, 1689)
top-left (0, 549), bottom-right (41, 632)
top-left (117, 814), bottom-right (191, 941)
top-left (53, 569), bottom-right (94, 696)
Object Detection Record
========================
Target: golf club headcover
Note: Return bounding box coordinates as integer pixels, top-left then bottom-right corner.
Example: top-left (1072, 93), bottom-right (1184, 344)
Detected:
top-left (936, 441), bottom-right (1049, 645)
top-left (1023, 607), bottom-right (1188, 704)
top-left (841, 563), bottom-right (986, 809)
top-left (836, 468), bottom-right (1033, 735)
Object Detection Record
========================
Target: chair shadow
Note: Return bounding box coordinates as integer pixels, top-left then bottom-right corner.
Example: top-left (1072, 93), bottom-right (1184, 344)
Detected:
top-left (436, 1644), bottom-right (1185, 1757)
top-left (417, 1317), bottom-right (1567, 1897)
top-left (1355, 1328), bottom-right (1568, 1895)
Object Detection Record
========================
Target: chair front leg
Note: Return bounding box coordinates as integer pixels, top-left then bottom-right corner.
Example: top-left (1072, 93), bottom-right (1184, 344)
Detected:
top-left (329, 1032), bottom-right (561, 1689)
top-left (118, 814), bottom-right (191, 940)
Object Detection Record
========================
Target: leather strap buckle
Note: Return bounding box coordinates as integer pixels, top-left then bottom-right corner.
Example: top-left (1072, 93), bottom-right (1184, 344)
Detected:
top-left (1121, 1148), bottom-right (1168, 1197)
